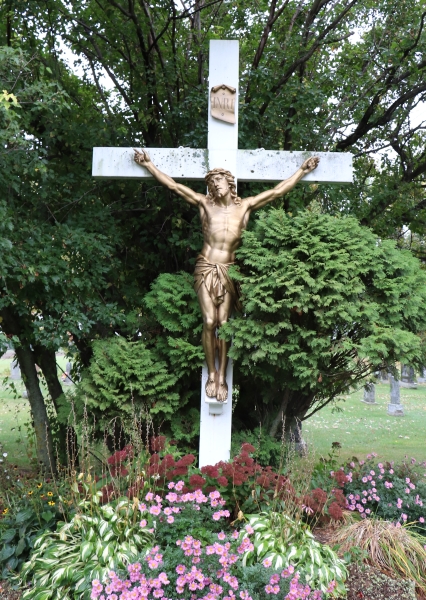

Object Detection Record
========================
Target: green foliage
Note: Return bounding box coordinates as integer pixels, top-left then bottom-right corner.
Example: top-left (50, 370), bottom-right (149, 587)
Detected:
top-left (230, 430), bottom-right (285, 469)
top-left (3, 0), bottom-right (426, 451)
top-left (240, 512), bottom-right (347, 597)
top-left (19, 496), bottom-right (153, 600)
top-left (0, 483), bottom-right (66, 579)
top-left (224, 208), bottom-right (426, 427)
top-left (310, 444), bottom-right (344, 492)
top-left (69, 336), bottom-right (180, 433)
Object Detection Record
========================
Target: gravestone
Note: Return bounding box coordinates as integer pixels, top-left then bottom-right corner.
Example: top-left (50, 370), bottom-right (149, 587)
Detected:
top-left (10, 358), bottom-right (21, 380)
top-left (92, 40), bottom-right (353, 468)
top-left (400, 364), bottom-right (417, 388)
top-left (63, 361), bottom-right (73, 385)
top-left (387, 374), bottom-right (404, 416)
top-left (362, 383), bottom-right (376, 404)
top-left (417, 367), bottom-right (426, 383)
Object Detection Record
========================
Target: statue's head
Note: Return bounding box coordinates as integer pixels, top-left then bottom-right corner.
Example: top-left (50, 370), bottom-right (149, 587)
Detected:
top-left (205, 168), bottom-right (241, 206)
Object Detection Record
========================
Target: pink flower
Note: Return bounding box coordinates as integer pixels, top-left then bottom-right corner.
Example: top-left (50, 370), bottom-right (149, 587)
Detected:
top-left (281, 566), bottom-right (294, 578)
top-left (245, 525), bottom-right (254, 535)
top-left (150, 505), bottom-right (161, 515)
top-left (167, 516), bottom-right (174, 523)
top-left (218, 532), bottom-right (226, 540)
top-left (262, 558), bottom-right (272, 568)
top-left (140, 519), bottom-right (147, 527)
top-left (419, 517), bottom-right (425, 523)
top-left (145, 492), bottom-right (154, 501)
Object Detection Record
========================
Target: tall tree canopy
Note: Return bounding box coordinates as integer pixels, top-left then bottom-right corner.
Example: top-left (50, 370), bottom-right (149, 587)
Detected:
top-left (1, 0), bottom-right (426, 455)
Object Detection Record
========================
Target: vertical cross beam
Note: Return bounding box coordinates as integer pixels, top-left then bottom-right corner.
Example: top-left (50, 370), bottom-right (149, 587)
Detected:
top-left (199, 40), bottom-right (239, 468)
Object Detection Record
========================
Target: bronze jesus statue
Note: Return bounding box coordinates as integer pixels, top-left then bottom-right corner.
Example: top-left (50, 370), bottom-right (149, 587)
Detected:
top-left (134, 150), bottom-right (319, 402)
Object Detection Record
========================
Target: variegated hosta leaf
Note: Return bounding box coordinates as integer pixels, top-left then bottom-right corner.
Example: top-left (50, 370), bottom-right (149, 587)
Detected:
top-left (80, 541), bottom-right (94, 561)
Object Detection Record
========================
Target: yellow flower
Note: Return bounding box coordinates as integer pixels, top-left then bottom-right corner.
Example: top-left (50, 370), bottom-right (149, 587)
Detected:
top-left (37, 483), bottom-right (42, 488)
top-left (28, 491), bottom-right (33, 496)
top-left (47, 492), bottom-right (53, 497)
top-left (2, 508), bottom-right (8, 514)
top-left (48, 501), bottom-right (55, 506)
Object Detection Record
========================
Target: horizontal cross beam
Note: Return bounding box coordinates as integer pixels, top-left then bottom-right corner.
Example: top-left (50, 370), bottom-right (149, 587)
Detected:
top-left (92, 147), bottom-right (353, 184)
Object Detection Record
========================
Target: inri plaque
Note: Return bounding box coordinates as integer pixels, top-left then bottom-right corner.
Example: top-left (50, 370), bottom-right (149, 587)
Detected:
top-left (210, 84), bottom-right (236, 124)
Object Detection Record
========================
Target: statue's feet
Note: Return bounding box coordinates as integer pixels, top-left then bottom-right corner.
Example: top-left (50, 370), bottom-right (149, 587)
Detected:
top-left (216, 380), bottom-right (228, 402)
top-left (205, 374), bottom-right (217, 398)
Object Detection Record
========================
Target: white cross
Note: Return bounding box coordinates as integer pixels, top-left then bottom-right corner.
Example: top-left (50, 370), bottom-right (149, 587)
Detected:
top-left (92, 40), bottom-right (352, 468)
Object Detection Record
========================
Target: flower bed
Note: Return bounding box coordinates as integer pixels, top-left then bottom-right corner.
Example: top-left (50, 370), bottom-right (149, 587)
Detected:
top-left (90, 484), bottom-right (341, 600)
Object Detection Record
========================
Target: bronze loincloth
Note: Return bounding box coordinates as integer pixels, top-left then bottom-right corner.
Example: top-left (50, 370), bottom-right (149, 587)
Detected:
top-left (193, 255), bottom-right (242, 312)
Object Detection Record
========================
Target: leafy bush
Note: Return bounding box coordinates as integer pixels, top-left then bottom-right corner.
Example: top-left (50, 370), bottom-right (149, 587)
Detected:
top-left (19, 496), bottom-right (153, 600)
top-left (59, 336), bottom-right (180, 440)
top-left (343, 454), bottom-right (426, 532)
top-left (238, 512), bottom-right (347, 597)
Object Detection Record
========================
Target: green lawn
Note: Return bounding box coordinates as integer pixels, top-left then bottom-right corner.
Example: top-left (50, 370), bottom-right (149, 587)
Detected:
top-left (305, 382), bottom-right (426, 464)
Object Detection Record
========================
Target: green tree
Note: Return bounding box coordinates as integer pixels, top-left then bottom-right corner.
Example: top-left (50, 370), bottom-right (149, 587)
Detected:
top-left (2, 0), bottom-right (426, 451)
top-left (223, 208), bottom-right (426, 437)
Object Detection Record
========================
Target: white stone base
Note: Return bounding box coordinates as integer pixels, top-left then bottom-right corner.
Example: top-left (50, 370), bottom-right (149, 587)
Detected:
top-left (199, 359), bottom-right (233, 468)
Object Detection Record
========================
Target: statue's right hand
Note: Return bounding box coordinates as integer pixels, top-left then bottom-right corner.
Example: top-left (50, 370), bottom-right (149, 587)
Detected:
top-left (133, 148), bottom-right (151, 165)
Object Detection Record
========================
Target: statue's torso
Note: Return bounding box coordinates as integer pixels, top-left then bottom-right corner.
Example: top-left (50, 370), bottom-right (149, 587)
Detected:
top-left (199, 198), bottom-right (250, 264)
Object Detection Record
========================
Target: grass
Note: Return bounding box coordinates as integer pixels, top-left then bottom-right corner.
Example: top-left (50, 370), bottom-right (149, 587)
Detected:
top-left (0, 353), bottom-right (69, 467)
top-left (305, 382), bottom-right (426, 464)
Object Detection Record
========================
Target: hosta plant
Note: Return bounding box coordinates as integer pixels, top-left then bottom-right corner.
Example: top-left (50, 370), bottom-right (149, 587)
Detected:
top-left (239, 512), bottom-right (347, 597)
top-left (19, 495), bottom-right (153, 600)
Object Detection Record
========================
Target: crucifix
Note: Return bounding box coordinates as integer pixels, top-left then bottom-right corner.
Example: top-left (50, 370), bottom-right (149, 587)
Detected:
top-left (92, 40), bottom-right (352, 468)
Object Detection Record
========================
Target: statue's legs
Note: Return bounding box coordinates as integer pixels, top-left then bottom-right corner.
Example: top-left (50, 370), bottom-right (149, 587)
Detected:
top-left (197, 283), bottom-right (233, 400)
top-left (197, 284), bottom-right (218, 397)
top-left (216, 292), bottom-right (233, 402)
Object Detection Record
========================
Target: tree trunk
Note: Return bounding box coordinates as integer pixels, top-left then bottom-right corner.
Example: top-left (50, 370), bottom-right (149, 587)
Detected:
top-left (33, 346), bottom-right (79, 467)
top-left (14, 345), bottom-right (56, 475)
top-left (269, 389), bottom-right (313, 452)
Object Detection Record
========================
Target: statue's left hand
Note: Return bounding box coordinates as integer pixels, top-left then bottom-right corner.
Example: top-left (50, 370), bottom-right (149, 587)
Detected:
top-left (133, 148), bottom-right (151, 166)
top-left (301, 156), bottom-right (320, 173)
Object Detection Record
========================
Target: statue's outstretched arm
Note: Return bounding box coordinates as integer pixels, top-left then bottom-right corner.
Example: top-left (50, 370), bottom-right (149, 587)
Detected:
top-left (247, 157), bottom-right (320, 211)
top-left (134, 149), bottom-right (204, 206)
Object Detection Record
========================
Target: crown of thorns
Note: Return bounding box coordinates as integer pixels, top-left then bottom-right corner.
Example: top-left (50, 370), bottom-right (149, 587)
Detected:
top-left (204, 168), bottom-right (236, 184)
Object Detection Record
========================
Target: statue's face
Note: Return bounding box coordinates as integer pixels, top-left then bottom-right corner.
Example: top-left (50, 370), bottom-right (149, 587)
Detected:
top-left (210, 173), bottom-right (230, 198)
